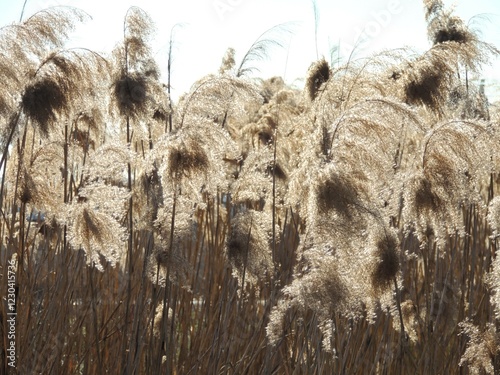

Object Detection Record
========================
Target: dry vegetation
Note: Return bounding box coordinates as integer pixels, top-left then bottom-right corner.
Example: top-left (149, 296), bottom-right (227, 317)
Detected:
top-left (1, 1), bottom-right (500, 374)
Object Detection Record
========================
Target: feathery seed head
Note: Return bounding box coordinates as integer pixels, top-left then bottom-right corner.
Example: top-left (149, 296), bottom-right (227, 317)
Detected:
top-left (403, 58), bottom-right (450, 112)
top-left (124, 7), bottom-right (154, 40)
top-left (414, 177), bottom-right (442, 213)
top-left (260, 76), bottom-right (285, 103)
top-left (152, 303), bottom-right (173, 338)
top-left (113, 73), bottom-right (147, 115)
top-left (226, 236), bottom-right (251, 275)
top-left (370, 230), bottom-right (400, 294)
top-left (423, 0), bottom-right (471, 46)
top-left (487, 197), bottom-right (500, 238)
top-left (22, 78), bottom-right (68, 135)
top-left (400, 300), bottom-right (420, 342)
top-left (18, 168), bottom-right (35, 204)
top-left (231, 146), bottom-right (289, 208)
top-left (7, 139), bottom-right (65, 217)
top-left (423, 0), bottom-right (443, 21)
top-left (219, 47), bottom-right (236, 74)
top-left (147, 209), bottom-right (193, 288)
top-left (68, 202), bottom-right (127, 271)
top-left (433, 17), bottom-right (470, 45)
top-left (403, 173), bottom-right (449, 243)
top-left (306, 58), bottom-right (330, 101)
top-left (225, 210), bottom-right (275, 284)
top-left (84, 143), bottom-right (135, 184)
top-left (21, 49), bottom-right (110, 137)
top-left (316, 171), bottom-right (359, 218)
top-left (403, 117), bottom-right (492, 242)
top-left (459, 321), bottom-right (498, 375)
top-left (266, 253), bottom-right (352, 346)
top-left (167, 138), bottom-right (209, 180)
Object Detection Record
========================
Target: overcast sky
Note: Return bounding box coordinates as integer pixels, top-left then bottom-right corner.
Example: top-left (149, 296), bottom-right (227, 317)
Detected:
top-left (1, 0), bottom-right (499, 101)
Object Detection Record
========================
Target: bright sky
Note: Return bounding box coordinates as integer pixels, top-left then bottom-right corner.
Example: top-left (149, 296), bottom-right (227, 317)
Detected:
top-left (1, 0), bottom-right (499, 101)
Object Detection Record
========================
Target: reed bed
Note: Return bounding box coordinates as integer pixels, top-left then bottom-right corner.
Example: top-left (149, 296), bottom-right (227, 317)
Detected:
top-left (1, 2), bottom-right (500, 374)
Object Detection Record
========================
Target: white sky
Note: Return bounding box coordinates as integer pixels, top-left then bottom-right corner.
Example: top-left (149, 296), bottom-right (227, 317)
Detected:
top-left (1, 0), bottom-right (499, 101)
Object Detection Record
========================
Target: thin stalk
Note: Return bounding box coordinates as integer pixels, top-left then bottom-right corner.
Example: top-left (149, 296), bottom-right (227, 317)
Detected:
top-left (63, 122), bottom-right (68, 254)
top-left (162, 178), bottom-right (178, 374)
top-left (122, 114), bottom-right (134, 375)
top-left (239, 215), bottom-right (253, 299)
top-left (271, 128), bottom-right (277, 267)
top-left (311, 0), bottom-right (319, 59)
top-left (19, 0), bottom-right (28, 22)
top-left (166, 25), bottom-right (182, 133)
top-left (0, 112), bottom-right (21, 174)
top-left (88, 268), bottom-right (103, 375)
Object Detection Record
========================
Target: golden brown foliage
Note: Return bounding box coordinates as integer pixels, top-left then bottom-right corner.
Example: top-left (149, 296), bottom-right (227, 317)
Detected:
top-left (4, 3), bottom-right (500, 375)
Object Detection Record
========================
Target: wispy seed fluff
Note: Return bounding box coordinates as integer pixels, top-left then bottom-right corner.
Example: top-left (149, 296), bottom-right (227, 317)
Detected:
top-left (21, 77), bottom-right (69, 136)
top-left (6, 136), bottom-right (65, 219)
top-left (424, 0), bottom-right (472, 46)
top-left (486, 197), bottom-right (500, 319)
top-left (83, 142), bottom-right (136, 184)
top-left (225, 209), bottom-right (276, 285)
top-left (306, 58), bottom-right (330, 101)
top-left (22, 49), bottom-right (111, 137)
top-left (152, 123), bottom-right (238, 200)
top-left (147, 202), bottom-right (193, 288)
top-left (231, 146), bottom-right (289, 209)
top-left (369, 229), bottom-right (400, 295)
top-left (147, 240), bottom-right (192, 288)
top-left (315, 170), bottom-right (360, 218)
top-left (66, 173), bottom-right (131, 271)
top-left (402, 120), bottom-right (492, 243)
top-left (266, 252), bottom-right (350, 350)
top-left (67, 202), bottom-right (127, 271)
top-left (402, 172), bottom-right (451, 243)
top-left (166, 136), bottom-right (209, 181)
top-left (113, 72), bottom-right (148, 116)
top-left (459, 320), bottom-right (498, 375)
top-left (152, 302), bottom-right (173, 338)
top-left (487, 196), bottom-right (500, 238)
top-left (306, 162), bottom-right (370, 247)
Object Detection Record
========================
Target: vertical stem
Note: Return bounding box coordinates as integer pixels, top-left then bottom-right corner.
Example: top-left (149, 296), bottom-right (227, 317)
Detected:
top-left (465, 69), bottom-right (468, 94)
top-left (167, 29), bottom-right (174, 133)
top-left (16, 125), bottom-right (28, 279)
top-left (124, 115), bottom-right (134, 374)
top-left (271, 128), bottom-right (277, 266)
top-left (0, 112), bottom-right (21, 176)
top-left (312, 0), bottom-right (319, 59)
top-left (63, 123), bottom-right (68, 253)
top-left (88, 267), bottom-right (103, 375)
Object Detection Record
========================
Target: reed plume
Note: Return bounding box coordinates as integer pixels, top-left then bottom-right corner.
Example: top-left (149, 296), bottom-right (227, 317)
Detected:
top-left (394, 0), bottom-right (499, 115)
top-left (459, 321), bottom-right (498, 375)
top-left (225, 210), bottom-right (275, 284)
top-left (306, 58), bottom-right (331, 101)
top-left (67, 201), bottom-right (127, 270)
top-left (402, 119), bottom-right (492, 242)
top-left (147, 202), bottom-right (193, 287)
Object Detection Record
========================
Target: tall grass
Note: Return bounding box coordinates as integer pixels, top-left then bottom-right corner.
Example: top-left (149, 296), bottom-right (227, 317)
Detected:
top-left (1, 2), bottom-right (500, 374)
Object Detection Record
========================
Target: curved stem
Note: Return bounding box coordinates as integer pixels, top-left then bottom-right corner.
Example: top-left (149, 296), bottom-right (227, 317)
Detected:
top-left (19, 0), bottom-right (28, 22)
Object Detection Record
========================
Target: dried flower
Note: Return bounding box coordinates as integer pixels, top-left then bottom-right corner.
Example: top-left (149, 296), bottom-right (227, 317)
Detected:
top-left (306, 58), bottom-right (330, 101)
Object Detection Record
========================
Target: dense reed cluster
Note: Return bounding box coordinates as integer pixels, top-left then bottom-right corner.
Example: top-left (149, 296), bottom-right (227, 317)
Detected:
top-left (1, 1), bottom-right (500, 374)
